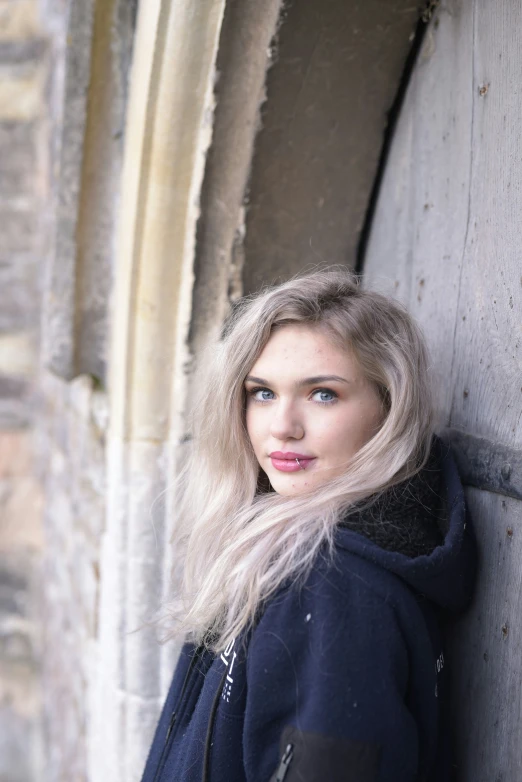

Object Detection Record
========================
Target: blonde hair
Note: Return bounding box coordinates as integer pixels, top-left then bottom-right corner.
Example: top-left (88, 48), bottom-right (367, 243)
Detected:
top-left (158, 267), bottom-right (435, 652)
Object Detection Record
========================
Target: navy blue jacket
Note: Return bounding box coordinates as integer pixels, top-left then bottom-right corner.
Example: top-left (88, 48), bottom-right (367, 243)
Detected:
top-left (141, 437), bottom-right (477, 782)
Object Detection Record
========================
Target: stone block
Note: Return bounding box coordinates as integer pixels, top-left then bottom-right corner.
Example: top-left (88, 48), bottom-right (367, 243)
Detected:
top-left (0, 332), bottom-right (36, 378)
top-left (0, 429), bottom-right (33, 477)
top-left (0, 61), bottom-right (44, 121)
top-left (0, 38), bottom-right (46, 63)
top-left (0, 1), bottom-right (40, 41)
top-left (0, 256), bottom-right (40, 331)
top-left (0, 121), bottom-right (38, 197)
top-left (0, 693), bottom-right (42, 782)
top-left (0, 560), bottom-right (29, 618)
top-left (0, 355), bottom-right (38, 429)
top-left (0, 205), bottom-right (36, 253)
top-left (0, 474), bottom-right (43, 549)
top-left (0, 397), bottom-right (32, 429)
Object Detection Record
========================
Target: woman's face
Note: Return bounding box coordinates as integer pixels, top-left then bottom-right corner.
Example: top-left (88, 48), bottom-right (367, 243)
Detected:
top-left (244, 323), bottom-right (385, 497)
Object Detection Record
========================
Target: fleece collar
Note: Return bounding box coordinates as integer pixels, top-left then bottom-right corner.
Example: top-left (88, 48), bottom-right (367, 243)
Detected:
top-left (339, 437), bottom-right (447, 559)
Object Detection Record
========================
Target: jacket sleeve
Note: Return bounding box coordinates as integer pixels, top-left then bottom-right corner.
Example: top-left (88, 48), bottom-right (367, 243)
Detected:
top-left (242, 565), bottom-right (419, 782)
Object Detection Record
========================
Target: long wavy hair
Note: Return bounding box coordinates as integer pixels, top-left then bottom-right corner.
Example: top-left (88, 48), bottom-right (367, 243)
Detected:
top-left (158, 267), bottom-right (435, 653)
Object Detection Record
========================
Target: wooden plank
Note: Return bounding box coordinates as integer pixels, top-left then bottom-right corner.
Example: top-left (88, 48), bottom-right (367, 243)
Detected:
top-left (445, 1), bottom-right (522, 448)
top-left (363, 0), bottom-right (475, 430)
top-left (443, 428), bottom-right (522, 501)
top-left (365, 0), bottom-right (522, 445)
top-left (448, 487), bottom-right (522, 781)
top-left (363, 1), bottom-right (522, 779)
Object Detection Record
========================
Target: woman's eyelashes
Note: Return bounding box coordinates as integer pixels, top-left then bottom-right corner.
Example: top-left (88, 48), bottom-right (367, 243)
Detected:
top-left (248, 386), bottom-right (274, 403)
top-left (312, 388), bottom-right (338, 404)
top-left (246, 386), bottom-right (339, 405)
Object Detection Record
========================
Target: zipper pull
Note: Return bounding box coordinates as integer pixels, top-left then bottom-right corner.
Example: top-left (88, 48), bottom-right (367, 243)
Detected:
top-left (165, 711), bottom-right (176, 743)
top-left (274, 743), bottom-right (294, 782)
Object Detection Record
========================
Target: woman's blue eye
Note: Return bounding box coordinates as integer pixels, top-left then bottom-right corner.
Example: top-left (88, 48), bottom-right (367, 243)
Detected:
top-left (250, 387), bottom-right (274, 402)
top-left (311, 388), bottom-right (338, 404)
top-left (247, 387), bottom-right (338, 404)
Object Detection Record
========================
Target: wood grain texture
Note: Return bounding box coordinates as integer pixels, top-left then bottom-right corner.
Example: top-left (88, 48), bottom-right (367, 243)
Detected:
top-left (446, 2), bottom-right (522, 448)
top-left (448, 488), bottom-right (522, 781)
top-left (443, 428), bottom-right (522, 500)
top-left (364, 0), bottom-right (474, 429)
top-left (364, 0), bottom-right (522, 445)
top-left (363, 1), bottom-right (522, 778)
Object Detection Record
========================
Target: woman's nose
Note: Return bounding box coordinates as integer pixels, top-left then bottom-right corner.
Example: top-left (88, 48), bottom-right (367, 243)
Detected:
top-left (269, 402), bottom-right (304, 441)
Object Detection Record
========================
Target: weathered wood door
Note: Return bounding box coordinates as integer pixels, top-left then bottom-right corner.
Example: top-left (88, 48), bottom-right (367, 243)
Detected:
top-left (364, 1), bottom-right (522, 779)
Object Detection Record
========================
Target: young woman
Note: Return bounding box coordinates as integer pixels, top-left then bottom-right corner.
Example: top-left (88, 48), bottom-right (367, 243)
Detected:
top-left (141, 268), bottom-right (477, 782)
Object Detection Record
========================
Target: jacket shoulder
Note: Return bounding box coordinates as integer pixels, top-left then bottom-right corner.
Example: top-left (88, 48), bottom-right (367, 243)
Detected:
top-left (243, 548), bottom-right (421, 781)
top-left (261, 543), bottom-right (421, 626)
top-left (249, 546), bottom-right (415, 662)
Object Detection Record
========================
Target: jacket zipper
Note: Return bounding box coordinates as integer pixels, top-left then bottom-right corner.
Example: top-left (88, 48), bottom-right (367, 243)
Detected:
top-left (201, 665), bottom-right (229, 782)
top-left (164, 710), bottom-right (177, 743)
top-left (152, 647), bottom-right (203, 782)
top-left (151, 711), bottom-right (177, 782)
top-left (273, 743), bottom-right (294, 782)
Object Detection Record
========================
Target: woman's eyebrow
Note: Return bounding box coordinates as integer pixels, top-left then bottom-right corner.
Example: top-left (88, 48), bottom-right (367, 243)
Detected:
top-left (245, 374), bottom-right (352, 387)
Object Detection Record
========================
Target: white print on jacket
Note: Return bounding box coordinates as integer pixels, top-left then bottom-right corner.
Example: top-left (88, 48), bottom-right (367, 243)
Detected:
top-left (220, 638), bottom-right (237, 702)
top-left (434, 651), bottom-right (444, 698)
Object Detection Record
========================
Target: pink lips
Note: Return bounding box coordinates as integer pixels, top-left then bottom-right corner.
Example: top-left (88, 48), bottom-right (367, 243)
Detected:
top-left (269, 451), bottom-right (317, 473)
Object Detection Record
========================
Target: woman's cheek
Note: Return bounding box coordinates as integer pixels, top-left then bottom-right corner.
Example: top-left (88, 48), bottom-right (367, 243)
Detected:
top-left (247, 413), bottom-right (265, 454)
top-left (245, 407), bottom-right (258, 446)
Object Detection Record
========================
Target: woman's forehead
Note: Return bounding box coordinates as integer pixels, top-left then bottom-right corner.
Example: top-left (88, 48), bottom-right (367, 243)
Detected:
top-left (248, 323), bottom-right (360, 378)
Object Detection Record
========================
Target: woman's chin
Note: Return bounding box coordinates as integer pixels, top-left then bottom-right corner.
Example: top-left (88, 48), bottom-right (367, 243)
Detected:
top-left (268, 472), bottom-right (318, 497)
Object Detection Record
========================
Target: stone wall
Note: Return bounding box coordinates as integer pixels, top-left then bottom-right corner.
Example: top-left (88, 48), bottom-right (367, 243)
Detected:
top-left (0, 0), bottom-right (51, 779)
top-left (363, 1), bottom-right (522, 777)
top-left (0, 432), bottom-right (43, 782)
top-left (34, 0), bottom-right (135, 778)
top-left (36, 372), bottom-right (108, 781)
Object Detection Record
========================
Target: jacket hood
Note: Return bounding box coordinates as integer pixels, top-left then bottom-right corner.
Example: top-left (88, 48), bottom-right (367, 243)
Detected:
top-left (335, 433), bottom-right (477, 614)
